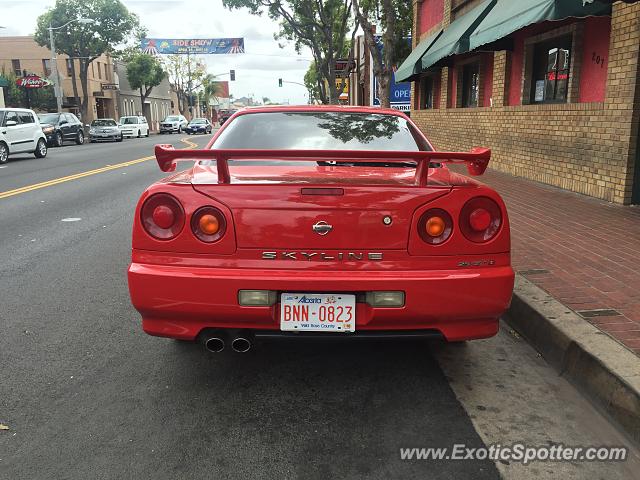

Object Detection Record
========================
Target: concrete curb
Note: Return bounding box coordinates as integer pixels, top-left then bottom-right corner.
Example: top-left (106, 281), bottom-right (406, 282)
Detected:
top-left (504, 274), bottom-right (640, 444)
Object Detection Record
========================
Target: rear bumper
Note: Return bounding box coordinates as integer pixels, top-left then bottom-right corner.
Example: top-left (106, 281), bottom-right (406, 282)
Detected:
top-left (128, 261), bottom-right (514, 342)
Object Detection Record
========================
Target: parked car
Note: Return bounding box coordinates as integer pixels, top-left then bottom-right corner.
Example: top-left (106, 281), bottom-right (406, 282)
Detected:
top-left (128, 106), bottom-right (515, 354)
top-left (38, 112), bottom-right (84, 147)
top-left (89, 119), bottom-right (123, 143)
top-left (118, 116), bottom-right (149, 138)
top-left (0, 108), bottom-right (48, 163)
top-left (218, 111), bottom-right (234, 125)
top-left (159, 115), bottom-right (188, 134)
top-left (185, 118), bottom-right (213, 135)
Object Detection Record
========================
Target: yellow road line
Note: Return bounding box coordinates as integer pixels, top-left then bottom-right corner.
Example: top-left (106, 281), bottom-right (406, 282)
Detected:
top-left (0, 137), bottom-right (198, 200)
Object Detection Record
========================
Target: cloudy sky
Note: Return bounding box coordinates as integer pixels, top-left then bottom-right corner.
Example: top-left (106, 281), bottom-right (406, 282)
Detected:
top-left (0, 0), bottom-right (312, 104)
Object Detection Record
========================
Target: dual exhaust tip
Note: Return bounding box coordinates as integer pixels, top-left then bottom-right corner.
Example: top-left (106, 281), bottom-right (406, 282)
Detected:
top-left (202, 333), bottom-right (251, 353)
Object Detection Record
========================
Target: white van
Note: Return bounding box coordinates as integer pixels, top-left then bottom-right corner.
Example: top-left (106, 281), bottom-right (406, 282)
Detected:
top-left (118, 116), bottom-right (150, 138)
top-left (0, 108), bottom-right (48, 164)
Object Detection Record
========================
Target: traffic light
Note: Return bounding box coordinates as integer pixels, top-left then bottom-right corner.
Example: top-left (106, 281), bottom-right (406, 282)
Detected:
top-left (278, 78), bottom-right (283, 87)
top-left (230, 69), bottom-right (235, 81)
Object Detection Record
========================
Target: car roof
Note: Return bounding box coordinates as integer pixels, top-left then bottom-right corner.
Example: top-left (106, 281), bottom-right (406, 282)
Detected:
top-left (0, 107), bottom-right (37, 113)
top-left (236, 104), bottom-right (406, 117)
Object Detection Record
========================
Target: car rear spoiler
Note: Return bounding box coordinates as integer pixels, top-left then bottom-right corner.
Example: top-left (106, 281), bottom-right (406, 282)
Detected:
top-left (154, 144), bottom-right (491, 186)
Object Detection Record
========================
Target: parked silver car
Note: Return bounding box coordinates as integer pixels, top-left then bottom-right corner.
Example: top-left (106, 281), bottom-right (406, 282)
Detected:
top-left (89, 119), bottom-right (123, 143)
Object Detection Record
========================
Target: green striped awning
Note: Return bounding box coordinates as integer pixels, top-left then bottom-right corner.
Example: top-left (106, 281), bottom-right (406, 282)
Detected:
top-left (468, 0), bottom-right (612, 51)
top-left (395, 29), bottom-right (443, 83)
top-left (419, 0), bottom-right (496, 71)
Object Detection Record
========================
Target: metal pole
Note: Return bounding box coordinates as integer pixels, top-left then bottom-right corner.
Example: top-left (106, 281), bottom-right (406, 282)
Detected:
top-left (49, 24), bottom-right (63, 113)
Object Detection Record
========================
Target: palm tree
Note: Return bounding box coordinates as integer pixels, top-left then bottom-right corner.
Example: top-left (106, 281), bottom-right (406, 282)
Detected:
top-left (200, 74), bottom-right (222, 119)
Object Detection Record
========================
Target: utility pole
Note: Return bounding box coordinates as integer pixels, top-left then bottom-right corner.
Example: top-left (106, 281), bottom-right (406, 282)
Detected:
top-left (48, 23), bottom-right (63, 113)
top-left (47, 18), bottom-right (95, 114)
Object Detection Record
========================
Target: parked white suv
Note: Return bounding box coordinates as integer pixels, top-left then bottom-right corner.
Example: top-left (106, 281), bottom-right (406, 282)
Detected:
top-left (160, 115), bottom-right (188, 134)
top-left (0, 108), bottom-right (48, 164)
top-left (118, 116), bottom-right (150, 138)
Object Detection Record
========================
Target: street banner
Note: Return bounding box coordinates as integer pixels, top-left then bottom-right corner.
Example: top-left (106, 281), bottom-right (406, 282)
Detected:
top-left (141, 38), bottom-right (245, 55)
top-left (372, 36), bottom-right (411, 112)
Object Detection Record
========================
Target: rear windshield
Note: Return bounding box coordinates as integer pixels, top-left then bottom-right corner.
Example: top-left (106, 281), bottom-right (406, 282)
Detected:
top-left (212, 111), bottom-right (429, 151)
top-left (92, 119), bottom-right (117, 127)
top-left (38, 113), bottom-right (59, 124)
top-left (120, 117), bottom-right (138, 124)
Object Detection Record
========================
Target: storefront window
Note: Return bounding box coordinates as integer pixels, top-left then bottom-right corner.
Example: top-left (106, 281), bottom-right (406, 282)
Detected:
top-left (42, 59), bottom-right (51, 77)
top-left (12, 59), bottom-right (21, 76)
top-left (531, 36), bottom-right (572, 103)
top-left (462, 63), bottom-right (479, 108)
top-left (421, 76), bottom-right (434, 109)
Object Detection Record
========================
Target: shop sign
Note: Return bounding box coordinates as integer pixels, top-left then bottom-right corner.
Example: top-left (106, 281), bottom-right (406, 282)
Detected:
top-left (16, 75), bottom-right (51, 89)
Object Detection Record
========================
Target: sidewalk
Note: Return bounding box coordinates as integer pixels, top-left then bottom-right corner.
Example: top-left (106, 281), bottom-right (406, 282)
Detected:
top-left (474, 167), bottom-right (640, 356)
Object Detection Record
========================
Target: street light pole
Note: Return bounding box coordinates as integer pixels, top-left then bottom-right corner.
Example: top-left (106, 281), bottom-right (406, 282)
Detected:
top-left (47, 18), bottom-right (94, 114)
top-left (48, 23), bottom-right (63, 113)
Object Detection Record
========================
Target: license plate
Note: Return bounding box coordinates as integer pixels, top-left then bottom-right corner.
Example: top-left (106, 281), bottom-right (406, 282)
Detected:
top-left (280, 293), bottom-right (355, 332)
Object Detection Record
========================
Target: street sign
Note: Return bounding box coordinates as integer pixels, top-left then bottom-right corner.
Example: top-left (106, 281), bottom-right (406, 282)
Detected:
top-left (101, 83), bottom-right (118, 90)
top-left (335, 59), bottom-right (355, 73)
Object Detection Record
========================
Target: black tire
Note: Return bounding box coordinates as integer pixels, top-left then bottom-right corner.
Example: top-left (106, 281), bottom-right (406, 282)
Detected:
top-left (55, 131), bottom-right (63, 147)
top-left (0, 142), bottom-right (8, 164)
top-left (34, 138), bottom-right (47, 158)
top-left (137, 130), bottom-right (141, 138)
top-left (76, 131), bottom-right (84, 145)
top-left (178, 126), bottom-right (182, 134)
top-left (145, 130), bottom-right (149, 137)
top-left (117, 134), bottom-right (123, 143)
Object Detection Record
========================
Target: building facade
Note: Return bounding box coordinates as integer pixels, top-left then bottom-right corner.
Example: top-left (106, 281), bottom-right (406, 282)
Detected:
top-left (113, 60), bottom-right (174, 131)
top-left (0, 36), bottom-right (117, 122)
top-left (399, 0), bottom-right (640, 204)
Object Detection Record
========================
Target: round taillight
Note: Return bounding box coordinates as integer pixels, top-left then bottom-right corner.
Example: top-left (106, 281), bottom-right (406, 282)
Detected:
top-left (152, 205), bottom-right (175, 229)
top-left (191, 206), bottom-right (226, 243)
top-left (469, 208), bottom-right (491, 231)
top-left (418, 209), bottom-right (453, 245)
top-left (460, 197), bottom-right (502, 243)
top-left (141, 193), bottom-right (185, 240)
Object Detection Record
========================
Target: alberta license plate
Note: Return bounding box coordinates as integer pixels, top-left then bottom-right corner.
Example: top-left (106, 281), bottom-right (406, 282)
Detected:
top-left (280, 293), bottom-right (356, 332)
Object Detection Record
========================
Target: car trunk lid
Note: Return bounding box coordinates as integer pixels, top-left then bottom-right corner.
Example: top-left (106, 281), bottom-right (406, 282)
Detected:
top-left (190, 164), bottom-right (451, 249)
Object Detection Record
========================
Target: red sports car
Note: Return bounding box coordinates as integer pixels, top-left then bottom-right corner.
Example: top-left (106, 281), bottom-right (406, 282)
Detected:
top-left (128, 106), bottom-right (514, 353)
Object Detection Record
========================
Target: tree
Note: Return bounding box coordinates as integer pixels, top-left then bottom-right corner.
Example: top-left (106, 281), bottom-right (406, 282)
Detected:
top-left (352, 0), bottom-right (412, 107)
top-left (304, 62), bottom-right (323, 104)
top-left (163, 54), bottom-right (207, 117)
top-left (223, 0), bottom-right (355, 104)
top-left (200, 74), bottom-right (223, 117)
top-left (125, 53), bottom-right (165, 118)
top-left (34, 0), bottom-right (141, 120)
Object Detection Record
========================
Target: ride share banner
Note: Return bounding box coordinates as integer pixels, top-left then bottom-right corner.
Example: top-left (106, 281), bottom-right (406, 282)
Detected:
top-left (141, 38), bottom-right (245, 55)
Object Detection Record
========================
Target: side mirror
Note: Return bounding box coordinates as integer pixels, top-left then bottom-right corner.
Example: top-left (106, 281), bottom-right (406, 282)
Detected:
top-left (60, 120), bottom-right (68, 125)
top-left (5, 120), bottom-right (17, 127)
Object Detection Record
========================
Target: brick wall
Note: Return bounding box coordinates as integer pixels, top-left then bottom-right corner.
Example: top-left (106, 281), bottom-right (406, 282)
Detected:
top-left (411, 3), bottom-right (640, 205)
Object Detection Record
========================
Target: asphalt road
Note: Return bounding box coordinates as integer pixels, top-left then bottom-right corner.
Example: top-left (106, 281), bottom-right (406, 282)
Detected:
top-left (0, 134), bottom-right (638, 479)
